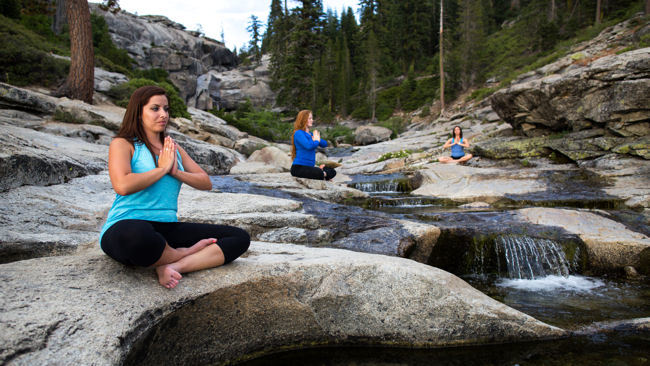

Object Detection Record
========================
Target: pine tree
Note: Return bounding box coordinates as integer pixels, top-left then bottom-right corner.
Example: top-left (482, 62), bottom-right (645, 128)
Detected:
top-left (247, 15), bottom-right (263, 66)
top-left (277, 0), bottom-right (324, 109)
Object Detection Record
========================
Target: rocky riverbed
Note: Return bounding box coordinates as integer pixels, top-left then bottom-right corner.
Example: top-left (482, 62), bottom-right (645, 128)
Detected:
top-left (1, 16), bottom-right (649, 366)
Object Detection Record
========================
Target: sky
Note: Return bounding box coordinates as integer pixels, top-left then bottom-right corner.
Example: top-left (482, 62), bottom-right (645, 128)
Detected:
top-left (116, 0), bottom-right (360, 51)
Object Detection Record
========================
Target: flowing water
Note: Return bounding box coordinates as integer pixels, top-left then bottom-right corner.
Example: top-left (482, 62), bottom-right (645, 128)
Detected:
top-left (218, 173), bottom-right (650, 365)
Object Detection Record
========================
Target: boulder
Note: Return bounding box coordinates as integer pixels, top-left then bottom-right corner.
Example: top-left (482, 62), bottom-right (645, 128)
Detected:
top-left (0, 124), bottom-right (107, 191)
top-left (94, 68), bottom-right (128, 92)
top-left (411, 164), bottom-right (546, 202)
top-left (188, 107), bottom-right (248, 141)
top-left (229, 161), bottom-right (284, 174)
top-left (490, 48), bottom-right (650, 137)
top-left (0, 173), bottom-right (113, 263)
top-left (36, 122), bottom-right (114, 145)
top-left (0, 109), bottom-right (45, 129)
top-left (515, 208), bottom-right (650, 274)
top-left (0, 82), bottom-right (57, 114)
top-left (0, 243), bottom-right (565, 365)
top-left (354, 125), bottom-right (393, 145)
top-left (54, 98), bottom-right (124, 131)
top-left (166, 130), bottom-right (243, 175)
top-left (234, 137), bottom-right (266, 156)
top-left (247, 146), bottom-right (292, 171)
top-left (200, 55), bottom-right (276, 110)
top-left (91, 4), bottom-right (237, 103)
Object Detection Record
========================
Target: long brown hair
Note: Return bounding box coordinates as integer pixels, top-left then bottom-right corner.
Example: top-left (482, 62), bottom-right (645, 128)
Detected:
top-left (115, 85), bottom-right (168, 165)
top-left (291, 109), bottom-right (312, 160)
top-left (452, 125), bottom-right (463, 140)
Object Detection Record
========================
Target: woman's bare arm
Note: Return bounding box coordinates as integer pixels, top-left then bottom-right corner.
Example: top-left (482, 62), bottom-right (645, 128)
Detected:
top-left (108, 137), bottom-right (175, 196)
top-left (171, 143), bottom-right (212, 191)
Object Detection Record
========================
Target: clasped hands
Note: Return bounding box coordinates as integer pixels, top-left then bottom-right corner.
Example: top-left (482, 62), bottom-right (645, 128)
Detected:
top-left (158, 136), bottom-right (180, 176)
top-left (312, 130), bottom-right (321, 141)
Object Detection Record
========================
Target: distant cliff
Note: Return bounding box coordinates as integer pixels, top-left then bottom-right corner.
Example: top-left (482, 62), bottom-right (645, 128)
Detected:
top-left (90, 4), bottom-right (274, 111)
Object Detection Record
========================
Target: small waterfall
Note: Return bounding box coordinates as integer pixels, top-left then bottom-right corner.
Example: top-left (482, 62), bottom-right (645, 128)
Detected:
top-left (353, 181), bottom-right (402, 193)
top-left (497, 235), bottom-right (571, 279)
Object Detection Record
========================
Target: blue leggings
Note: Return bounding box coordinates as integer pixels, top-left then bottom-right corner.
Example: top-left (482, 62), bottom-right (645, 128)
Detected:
top-left (100, 220), bottom-right (250, 267)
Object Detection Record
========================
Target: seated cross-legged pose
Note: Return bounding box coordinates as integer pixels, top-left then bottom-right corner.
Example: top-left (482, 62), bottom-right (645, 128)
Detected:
top-left (290, 109), bottom-right (337, 181)
top-left (439, 126), bottom-right (473, 164)
top-left (100, 85), bottom-right (250, 289)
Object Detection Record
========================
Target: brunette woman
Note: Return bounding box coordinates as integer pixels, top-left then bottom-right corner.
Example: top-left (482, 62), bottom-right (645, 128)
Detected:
top-left (100, 86), bottom-right (249, 289)
top-left (439, 126), bottom-right (473, 163)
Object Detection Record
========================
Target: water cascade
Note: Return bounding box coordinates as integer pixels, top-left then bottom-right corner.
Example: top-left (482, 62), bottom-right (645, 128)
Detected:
top-left (495, 235), bottom-right (573, 279)
top-left (352, 180), bottom-right (406, 194)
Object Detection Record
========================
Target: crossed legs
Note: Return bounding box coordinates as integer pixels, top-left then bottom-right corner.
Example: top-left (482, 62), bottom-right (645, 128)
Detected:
top-left (101, 220), bottom-right (250, 289)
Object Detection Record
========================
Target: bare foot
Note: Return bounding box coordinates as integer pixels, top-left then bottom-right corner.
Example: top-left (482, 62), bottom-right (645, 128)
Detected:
top-left (156, 265), bottom-right (182, 289)
top-left (176, 238), bottom-right (217, 257)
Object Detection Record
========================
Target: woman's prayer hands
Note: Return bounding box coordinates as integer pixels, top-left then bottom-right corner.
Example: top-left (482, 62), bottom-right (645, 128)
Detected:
top-left (312, 130), bottom-right (321, 141)
top-left (158, 136), bottom-right (177, 174)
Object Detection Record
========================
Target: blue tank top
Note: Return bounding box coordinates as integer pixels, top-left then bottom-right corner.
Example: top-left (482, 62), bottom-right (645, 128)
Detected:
top-left (451, 138), bottom-right (465, 158)
top-left (99, 141), bottom-right (184, 243)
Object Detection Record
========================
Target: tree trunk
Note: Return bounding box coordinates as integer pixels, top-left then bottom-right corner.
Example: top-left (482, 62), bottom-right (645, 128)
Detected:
top-left (550, 0), bottom-right (556, 21)
top-left (646, 0), bottom-right (649, 15)
top-left (57, 0), bottom-right (94, 104)
top-left (52, 0), bottom-right (66, 35)
top-left (595, 0), bottom-right (601, 24)
top-left (510, 0), bottom-right (520, 10)
top-left (439, 0), bottom-right (445, 112)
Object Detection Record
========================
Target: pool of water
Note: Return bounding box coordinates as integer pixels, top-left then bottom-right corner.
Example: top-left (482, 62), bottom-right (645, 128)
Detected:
top-left (236, 330), bottom-right (650, 366)
top-left (465, 274), bottom-right (650, 330)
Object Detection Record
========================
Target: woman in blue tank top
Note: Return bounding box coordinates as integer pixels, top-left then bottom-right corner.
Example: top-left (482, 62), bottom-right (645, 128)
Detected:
top-left (100, 86), bottom-right (249, 289)
top-left (439, 126), bottom-right (473, 163)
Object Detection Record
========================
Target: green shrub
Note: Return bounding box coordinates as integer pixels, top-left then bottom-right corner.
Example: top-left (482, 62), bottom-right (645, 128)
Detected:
top-left (107, 78), bottom-right (190, 119)
top-left (376, 149), bottom-right (412, 162)
top-left (321, 124), bottom-right (354, 145)
top-left (0, 15), bottom-right (69, 86)
top-left (470, 87), bottom-right (498, 101)
top-left (212, 105), bottom-right (292, 142)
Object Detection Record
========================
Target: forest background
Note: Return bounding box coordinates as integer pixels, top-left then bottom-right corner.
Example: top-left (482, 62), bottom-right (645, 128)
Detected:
top-left (1, 0), bottom-right (648, 143)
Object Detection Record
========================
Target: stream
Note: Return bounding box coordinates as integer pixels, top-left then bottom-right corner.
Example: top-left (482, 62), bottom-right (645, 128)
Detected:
top-left (210, 173), bottom-right (650, 365)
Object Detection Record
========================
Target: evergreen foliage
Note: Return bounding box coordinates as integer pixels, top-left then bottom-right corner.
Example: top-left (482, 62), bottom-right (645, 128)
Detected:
top-left (262, 0), bottom-right (641, 121)
top-left (211, 102), bottom-right (293, 142)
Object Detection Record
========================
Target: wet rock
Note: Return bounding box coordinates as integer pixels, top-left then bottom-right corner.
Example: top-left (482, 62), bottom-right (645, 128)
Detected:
top-left (623, 265), bottom-right (638, 278)
top-left (354, 125), bottom-right (393, 145)
top-left (579, 154), bottom-right (650, 208)
top-left (515, 208), bottom-right (650, 274)
top-left (0, 243), bottom-right (565, 365)
top-left (0, 124), bottom-right (107, 191)
top-left (0, 82), bottom-right (57, 114)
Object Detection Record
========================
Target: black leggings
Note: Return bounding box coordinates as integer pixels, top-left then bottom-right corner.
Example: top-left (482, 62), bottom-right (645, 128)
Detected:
top-left (100, 220), bottom-right (250, 267)
top-left (291, 164), bottom-right (337, 181)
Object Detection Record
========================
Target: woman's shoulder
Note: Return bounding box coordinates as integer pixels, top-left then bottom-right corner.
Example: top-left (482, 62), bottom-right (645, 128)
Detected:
top-left (110, 137), bottom-right (136, 152)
